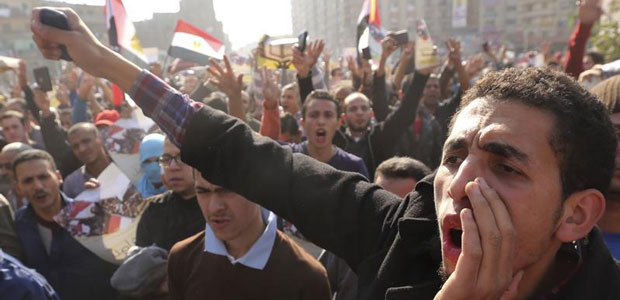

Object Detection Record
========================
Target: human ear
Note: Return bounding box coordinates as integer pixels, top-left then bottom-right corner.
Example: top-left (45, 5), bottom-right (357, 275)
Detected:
top-left (55, 170), bottom-right (63, 185)
top-left (555, 189), bottom-right (606, 242)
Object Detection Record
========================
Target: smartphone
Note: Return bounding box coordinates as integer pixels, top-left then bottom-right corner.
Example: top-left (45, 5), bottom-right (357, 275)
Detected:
top-left (393, 30), bottom-right (409, 46)
top-left (361, 47), bottom-right (371, 60)
top-left (40, 8), bottom-right (72, 61)
top-left (298, 31), bottom-right (308, 52)
top-left (33, 67), bottom-right (53, 92)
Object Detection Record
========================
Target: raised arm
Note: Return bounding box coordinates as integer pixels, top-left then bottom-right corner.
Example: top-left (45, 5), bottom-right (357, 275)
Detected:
top-left (33, 88), bottom-right (81, 177)
top-left (258, 68), bottom-right (281, 140)
top-left (208, 56), bottom-right (246, 123)
top-left (564, 0), bottom-right (602, 78)
top-left (393, 42), bottom-right (414, 93)
top-left (292, 40), bottom-right (324, 103)
top-left (31, 7), bottom-right (405, 270)
top-left (372, 36), bottom-right (398, 122)
top-left (18, 61), bottom-right (42, 123)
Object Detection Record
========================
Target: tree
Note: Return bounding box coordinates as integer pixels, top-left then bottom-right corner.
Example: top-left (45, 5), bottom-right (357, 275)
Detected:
top-left (590, 0), bottom-right (620, 62)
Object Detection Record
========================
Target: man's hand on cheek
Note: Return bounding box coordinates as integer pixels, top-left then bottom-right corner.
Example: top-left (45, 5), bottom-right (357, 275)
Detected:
top-left (435, 178), bottom-right (524, 300)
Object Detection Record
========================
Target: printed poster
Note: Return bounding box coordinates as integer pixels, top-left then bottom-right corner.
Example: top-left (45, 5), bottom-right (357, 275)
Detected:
top-left (55, 163), bottom-right (149, 264)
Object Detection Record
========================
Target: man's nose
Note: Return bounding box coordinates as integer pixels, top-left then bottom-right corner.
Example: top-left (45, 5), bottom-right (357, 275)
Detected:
top-left (208, 194), bottom-right (227, 212)
top-left (447, 157), bottom-right (477, 209)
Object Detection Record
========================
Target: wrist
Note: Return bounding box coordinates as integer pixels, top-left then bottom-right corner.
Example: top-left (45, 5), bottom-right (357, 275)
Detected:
top-left (100, 49), bottom-right (142, 92)
top-left (297, 69), bottom-right (310, 79)
top-left (263, 100), bottom-right (278, 110)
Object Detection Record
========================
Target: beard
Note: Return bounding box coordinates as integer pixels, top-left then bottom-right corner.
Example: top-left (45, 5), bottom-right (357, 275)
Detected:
top-left (437, 265), bottom-right (450, 283)
top-left (347, 120), bottom-right (369, 133)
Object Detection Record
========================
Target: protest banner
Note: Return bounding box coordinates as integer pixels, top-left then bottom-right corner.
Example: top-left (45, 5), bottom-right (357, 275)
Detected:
top-left (55, 163), bottom-right (149, 264)
top-left (414, 19), bottom-right (441, 71)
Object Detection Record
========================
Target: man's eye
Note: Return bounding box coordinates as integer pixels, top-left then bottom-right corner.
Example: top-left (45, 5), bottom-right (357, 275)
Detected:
top-left (443, 155), bottom-right (463, 166)
top-left (496, 164), bottom-right (521, 175)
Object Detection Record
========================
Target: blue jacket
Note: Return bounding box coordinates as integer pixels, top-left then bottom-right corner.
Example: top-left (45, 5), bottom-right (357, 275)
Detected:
top-left (0, 248), bottom-right (59, 300)
top-left (14, 195), bottom-right (119, 300)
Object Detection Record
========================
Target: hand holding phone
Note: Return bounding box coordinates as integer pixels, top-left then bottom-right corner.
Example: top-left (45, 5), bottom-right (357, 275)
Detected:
top-left (393, 30), bottom-right (409, 46)
top-left (298, 31), bottom-right (308, 52)
top-left (39, 8), bottom-right (73, 61)
top-left (33, 67), bottom-right (53, 92)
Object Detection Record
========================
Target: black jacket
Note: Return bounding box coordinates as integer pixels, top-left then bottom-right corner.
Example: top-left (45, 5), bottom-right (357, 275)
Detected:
top-left (135, 191), bottom-right (204, 251)
top-left (180, 105), bottom-right (620, 300)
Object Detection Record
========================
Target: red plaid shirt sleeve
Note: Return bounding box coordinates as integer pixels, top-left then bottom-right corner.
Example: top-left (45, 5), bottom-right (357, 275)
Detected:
top-left (128, 70), bottom-right (204, 147)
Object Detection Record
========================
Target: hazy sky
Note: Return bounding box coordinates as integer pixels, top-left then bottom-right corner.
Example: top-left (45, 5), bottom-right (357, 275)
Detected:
top-left (52, 0), bottom-right (293, 49)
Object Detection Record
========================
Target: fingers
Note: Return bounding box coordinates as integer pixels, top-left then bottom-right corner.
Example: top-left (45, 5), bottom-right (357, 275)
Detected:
top-left (455, 208), bottom-right (482, 280)
top-left (500, 270), bottom-right (524, 300)
top-left (31, 8), bottom-right (75, 46)
top-left (477, 178), bottom-right (516, 284)
top-left (208, 58), bottom-right (224, 77)
top-left (32, 34), bottom-right (61, 60)
top-left (236, 74), bottom-right (243, 89)
top-left (465, 180), bottom-right (502, 283)
top-left (223, 55), bottom-right (233, 74)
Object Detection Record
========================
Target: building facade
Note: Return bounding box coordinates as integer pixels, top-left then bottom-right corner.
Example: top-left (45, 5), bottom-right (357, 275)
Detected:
top-left (291, 0), bottom-right (578, 57)
top-left (134, 0), bottom-right (231, 59)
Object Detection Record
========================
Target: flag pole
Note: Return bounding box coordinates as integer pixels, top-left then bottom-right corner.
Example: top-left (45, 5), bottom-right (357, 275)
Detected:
top-left (161, 53), bottom-right (171, 79)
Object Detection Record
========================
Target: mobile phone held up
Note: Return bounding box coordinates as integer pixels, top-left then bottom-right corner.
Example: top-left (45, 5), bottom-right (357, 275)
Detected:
top-left (297, 31), bottom-right (308, 52)
top-left (39, 8), bottom-right (73, 61)
top-left (33, 67), bottom-right (53, 92)
top-left (393, 30), bottom-right (409, 46)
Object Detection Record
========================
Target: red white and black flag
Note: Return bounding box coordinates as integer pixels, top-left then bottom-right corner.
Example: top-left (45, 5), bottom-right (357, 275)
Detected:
top-left (357, 0), bottom-right (384, 57)
top-left (105, 0), bottom-right (148, 68)
top-left (168, 19), bottom-right (225, 65)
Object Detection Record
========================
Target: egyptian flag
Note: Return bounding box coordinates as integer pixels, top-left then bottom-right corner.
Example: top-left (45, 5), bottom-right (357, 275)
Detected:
top-left (168, 19), bottom-right (225, 65)
top-left (105, 0), bottom-right (148, 68)
top-left (357, 0), bottom-right (384, 57)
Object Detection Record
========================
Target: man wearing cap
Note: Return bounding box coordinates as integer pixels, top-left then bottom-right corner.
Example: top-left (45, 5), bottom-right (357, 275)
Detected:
top-left (592, 75), bottom-right (620, 260)
top-left (94, 109), bottom-right (120, 130)
top-left (137, 133), bottom-right (166, 198)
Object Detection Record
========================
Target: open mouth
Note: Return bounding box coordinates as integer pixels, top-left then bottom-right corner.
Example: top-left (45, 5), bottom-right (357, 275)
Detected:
top-left (442, 214), bottom-right (463, 262)
top-left (316, 129), bottom-right (327, 143)
top-left (450, 228), bottom-right (463, 248)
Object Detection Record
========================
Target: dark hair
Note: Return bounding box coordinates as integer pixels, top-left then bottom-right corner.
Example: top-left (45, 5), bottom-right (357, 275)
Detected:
top-left (0, 110), bottom-right (26, 126)
top-left (456, 67), bottom-right (617, 197)
top-left (302, 90), bottom-right (341, 118)
top-left (375, 157), bottom-right (431, 181)
top-left (205, 95), bottom-right (228, 114)
top-left (68, 122), bottom-right (98, 137)
top-left (280, 113), bottom-right (300, 135)
top-left (12, 149), bottom-right (57, 176)
top-left (331, 68), bottom-right (343, 77)
top-left (587, 51), bottom-right (605, 65)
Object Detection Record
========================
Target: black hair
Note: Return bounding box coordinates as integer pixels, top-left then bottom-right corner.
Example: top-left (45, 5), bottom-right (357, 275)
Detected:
top-left (302, 90), bottom-right (341, 118)
top-left (280, 113), bottom-right (300, 135)
top-left (12, 149), bottom-right (57, 177)
top-left (457, 67), bottom-right (617, 198)
top-left (587, 51), bottom-right (605, 65)
top-left (375, 157), bottom-right (431, 181)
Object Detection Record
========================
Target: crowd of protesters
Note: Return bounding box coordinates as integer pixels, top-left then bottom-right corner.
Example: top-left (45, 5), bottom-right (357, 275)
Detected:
top-left (1, 0), bottom-right (620, 299)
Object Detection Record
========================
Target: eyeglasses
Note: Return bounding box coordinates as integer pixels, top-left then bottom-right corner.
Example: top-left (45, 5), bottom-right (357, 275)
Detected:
top-left (158, 154), bottom-right (184, 167)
